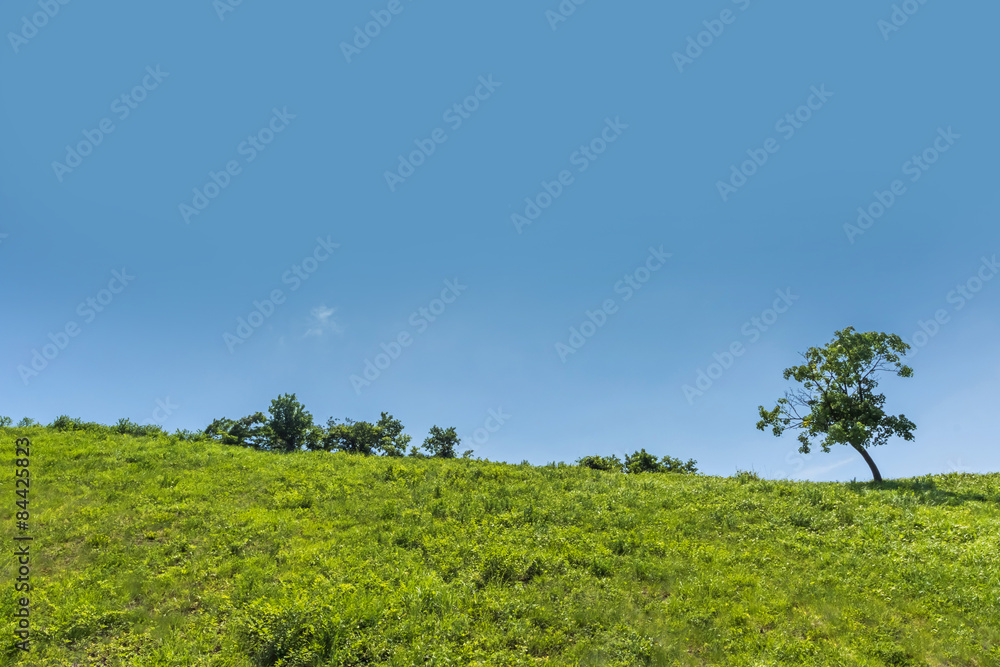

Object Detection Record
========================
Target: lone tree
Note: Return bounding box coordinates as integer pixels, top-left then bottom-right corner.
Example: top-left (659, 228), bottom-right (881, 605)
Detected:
top-left (267, 393), bottom-right (318, 453)
top-left (422, 425), bottom-right (461, 459)
top-left (756, 327), bottom-right (916, 482)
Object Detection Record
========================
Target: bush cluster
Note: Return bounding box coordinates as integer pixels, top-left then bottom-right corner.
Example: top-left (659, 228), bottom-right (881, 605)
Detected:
top-left (2, 402), bottom-right (689, 470)
top-left (0, 413), bottom-right (208, 442)
top-left (203, 393), bottom-right (467, 458)
top-left (576, 449), bottom-right (698, 475)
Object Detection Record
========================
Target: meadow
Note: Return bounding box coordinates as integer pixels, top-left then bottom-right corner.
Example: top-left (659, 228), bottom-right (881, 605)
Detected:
top-left (2, 428), bottom-right (998, 666)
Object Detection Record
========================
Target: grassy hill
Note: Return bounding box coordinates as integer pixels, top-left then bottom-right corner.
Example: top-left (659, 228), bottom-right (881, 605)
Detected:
top-left (3, 429), bottom-right (999, 666)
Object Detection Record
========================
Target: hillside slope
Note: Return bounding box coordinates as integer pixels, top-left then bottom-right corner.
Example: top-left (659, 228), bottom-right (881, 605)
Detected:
top-left (3, 429), bottom-right (999, 666)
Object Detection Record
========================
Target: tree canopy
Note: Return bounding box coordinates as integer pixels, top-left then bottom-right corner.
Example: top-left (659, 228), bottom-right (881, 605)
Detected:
top-left (756, 327), bottom-right (916, 482)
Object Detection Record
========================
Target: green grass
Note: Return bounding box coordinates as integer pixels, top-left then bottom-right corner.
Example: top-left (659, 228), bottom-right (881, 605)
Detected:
top-left (3, 428), bottom-right (999, 666)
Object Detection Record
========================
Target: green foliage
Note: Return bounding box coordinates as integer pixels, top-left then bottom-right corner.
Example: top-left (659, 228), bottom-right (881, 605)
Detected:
top-left (41, 415), bottom-right (171, 439)
top-left (577, 451), bottom-right (698, 475)
top-left (50, 414), bottom-right (84, 431)
top-left (624, 449), bottom-right (662, 474)
top-left (757, 327), bottom-right (917, 482)
top-left (733, 469), bottom-right (762, 483)
top-left (323, 412), bottom-right (413, 458)
top-left (16, 417), bottom-right (38, 427)
top-left (577, 454), bottom-right (625, 472)
top-left (422, 424), bottom-right (461, 458)
top-left (658, 453), bottom-right (700, 474)
top-left (205, 412), bottom-right (271, 449)
top-left (204, 417), bottom-right (236, 441)
top-left (624, 449), bottom-right (699, 474)
top-left (171, 428), bottom-right (208, 442)
top-left (0, 415), bottom-right (10, 427)
top-left (376, 412), bottom-right (411, 457)
top-left (5, 429), bottom-right (999, 666)
top-left (267, 393), bottom-right (317, 453)
top-left (324, 418), bottom-right (381, 455)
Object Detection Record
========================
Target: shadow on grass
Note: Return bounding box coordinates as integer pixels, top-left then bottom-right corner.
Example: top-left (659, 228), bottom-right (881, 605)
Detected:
top-left (843, 475), bottom-right (996, 506)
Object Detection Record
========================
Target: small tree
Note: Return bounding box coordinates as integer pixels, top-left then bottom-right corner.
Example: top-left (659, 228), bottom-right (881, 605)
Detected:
top-left (422, 425), bottom-right (460, 458)
top-left (324, 418), bottom-right (381, 455)
top-left (267, 393), bottom-right (315, 453)
top-left (756, 327), bottom-right (916, 482)
top-left (16, 418), bottom-right (37, 428)
top-left (1, 416), bottom-right (13, 427)
top-left (376, 412), bottom-right (412, 457)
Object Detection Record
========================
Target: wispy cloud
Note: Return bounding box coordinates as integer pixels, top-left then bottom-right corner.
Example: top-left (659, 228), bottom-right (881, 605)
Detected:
top-left (304, 305), bottom-right (343, 338)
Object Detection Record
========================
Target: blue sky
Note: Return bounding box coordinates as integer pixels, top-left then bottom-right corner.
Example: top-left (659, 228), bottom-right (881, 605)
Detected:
top-left (2, 0), bottom-right (997, 481)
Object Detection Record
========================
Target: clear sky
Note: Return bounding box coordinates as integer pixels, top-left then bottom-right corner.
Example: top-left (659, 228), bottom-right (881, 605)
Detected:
top-left (2, 0), bottom-right (997, 481)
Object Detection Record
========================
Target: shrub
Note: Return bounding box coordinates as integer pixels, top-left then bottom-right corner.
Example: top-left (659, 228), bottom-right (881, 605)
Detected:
top-left (422, 425), bottom-right (461, 459)
top-left (112, 418), bottom-right (165, 438)
top-left (659, 454), bottom-right (699, 474)
top-left (733, 469), bottom-right (762, 483)
top-left (577, 454), bottom-right (625, 473)
top-left (0, 416), bottom-right (12, 427)
top-left (172, 428), bottom-right (208, 442)
top-left (579, 451), bottom-right (698, 474)
top-left (205, 413), bottom-right (271, 449)
top-left (624, 449), bottom-right (663, 474)
top-left (624, 450), bottom-right (698, 474)
top-left (50, 415), bottom-right (84, 431)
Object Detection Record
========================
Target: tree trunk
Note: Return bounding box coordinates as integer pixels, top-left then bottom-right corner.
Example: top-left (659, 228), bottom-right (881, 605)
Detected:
top-left (852, 443), bottom-right (882, 482)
